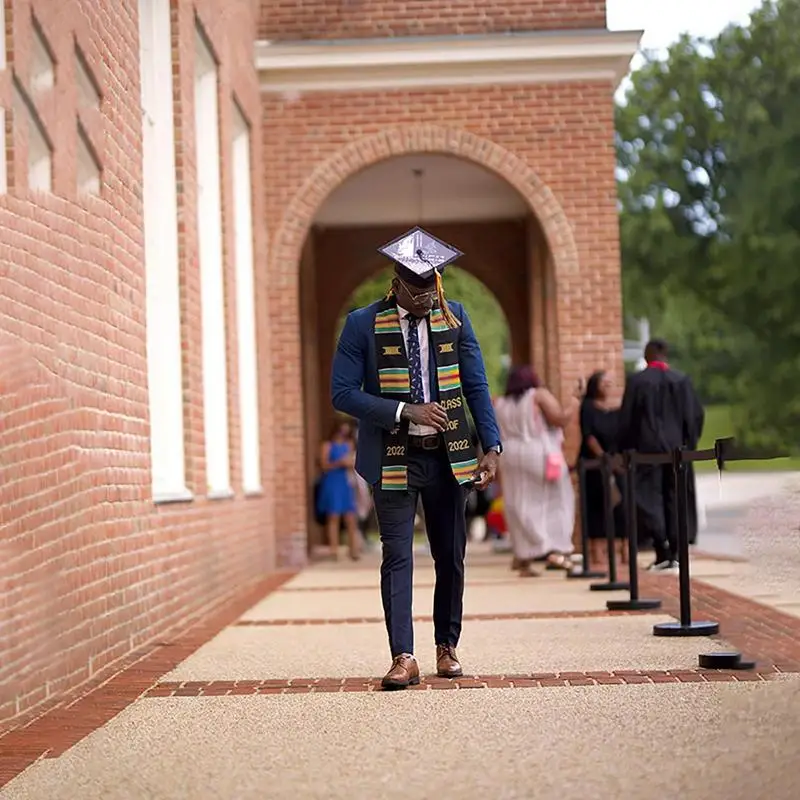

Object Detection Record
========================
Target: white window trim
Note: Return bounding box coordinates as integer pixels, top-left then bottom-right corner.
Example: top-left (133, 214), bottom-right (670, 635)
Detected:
top-left (255, 29), bottom-right (643, 93)
top-left (0, 1), bottom-right (6, 70)
top-left (77, 125), bottom-right (101, 196)
top-left (76, 47), bottom-right (101, 110)
top-left (0, 2), bottom-right (5, 194)
top-left (194, 27), bottom-right (232, 498)
top-left (139, 0), bottom-right (191, 504)
top-left (13, 80), bottom-right (52, 192)
top-left (30, 19), bottom-right (55, 92)
top-left (231, 105), bottom-right (262, 495)
top-left (0, 108), bottom-right (6, 195)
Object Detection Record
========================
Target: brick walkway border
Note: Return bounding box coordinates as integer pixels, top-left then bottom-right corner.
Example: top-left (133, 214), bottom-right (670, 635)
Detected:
top-left (146, 667), bottom-right (792, 696)
top-left (639, 573), bottom-right (800, 669)
top-left (280, 579), bottom-right (522, 592)
top-left (236, 609), bottom-right (660, 626)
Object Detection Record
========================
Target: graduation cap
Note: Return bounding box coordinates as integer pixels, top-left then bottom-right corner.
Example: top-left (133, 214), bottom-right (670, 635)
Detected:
top-left (378, 226), bottom-right (463, 328)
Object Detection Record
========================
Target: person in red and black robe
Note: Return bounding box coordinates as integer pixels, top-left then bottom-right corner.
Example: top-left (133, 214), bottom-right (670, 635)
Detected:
top-left (617, 338), bottom-right (705, 572)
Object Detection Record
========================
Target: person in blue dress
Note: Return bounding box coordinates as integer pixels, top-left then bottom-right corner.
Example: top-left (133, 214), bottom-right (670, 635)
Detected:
top-left (317, 419), bottom-right (361, 561)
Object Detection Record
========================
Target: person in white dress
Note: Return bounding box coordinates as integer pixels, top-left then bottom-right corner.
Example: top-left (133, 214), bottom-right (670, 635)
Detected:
top-left (494, 366), bottom-right (580, 577)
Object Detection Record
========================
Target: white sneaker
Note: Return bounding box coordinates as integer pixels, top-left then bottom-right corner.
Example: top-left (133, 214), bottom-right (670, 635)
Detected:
top-left (647, 560), bottom-right (679, 573)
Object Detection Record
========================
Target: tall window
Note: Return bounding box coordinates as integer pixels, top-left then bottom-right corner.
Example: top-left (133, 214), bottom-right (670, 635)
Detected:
top-left (194, 26), bottom-right (231, 497)
top-left (0, 0), bottom-right (6, 194)
top-left (231, 104), bottom-right (261, 494)
top-left (138, 0), bottom-right (190, 502)
top-left (13, 78), bottom-right (52, 192)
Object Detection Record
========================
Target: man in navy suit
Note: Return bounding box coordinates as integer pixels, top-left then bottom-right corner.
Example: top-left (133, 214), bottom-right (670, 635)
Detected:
top-left (331, 227), bottom-right (502, 689)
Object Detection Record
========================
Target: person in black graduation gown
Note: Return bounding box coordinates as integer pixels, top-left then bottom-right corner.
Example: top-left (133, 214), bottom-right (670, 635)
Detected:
top-left (579, 371), bottom-right (627, 571)
top-left (617, 339), bottom-right (705, 572)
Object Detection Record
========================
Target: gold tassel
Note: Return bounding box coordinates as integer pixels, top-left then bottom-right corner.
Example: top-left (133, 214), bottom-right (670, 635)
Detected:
top-left (435, 269), bottom-right (461, 329)
top-left (385, 284), bottom-right (395, 300)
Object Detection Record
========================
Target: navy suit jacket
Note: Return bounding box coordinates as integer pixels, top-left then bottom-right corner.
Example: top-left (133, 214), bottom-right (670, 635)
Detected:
top-left (331, 299), bottom-right (502, 486)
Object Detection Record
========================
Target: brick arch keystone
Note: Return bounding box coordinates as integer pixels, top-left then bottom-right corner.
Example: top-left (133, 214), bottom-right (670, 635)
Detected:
top-left (272, 125), bottom-right (579, 278)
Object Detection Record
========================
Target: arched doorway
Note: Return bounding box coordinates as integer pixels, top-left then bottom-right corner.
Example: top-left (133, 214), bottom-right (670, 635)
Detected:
top-left (297, 151), bottom-right (562, 553)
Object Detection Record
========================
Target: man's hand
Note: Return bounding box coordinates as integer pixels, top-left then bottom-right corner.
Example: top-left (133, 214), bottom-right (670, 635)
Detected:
top-left (401, 402), bottom-right (449, 432)
top-left (473, 450), bottom-right (499, 490)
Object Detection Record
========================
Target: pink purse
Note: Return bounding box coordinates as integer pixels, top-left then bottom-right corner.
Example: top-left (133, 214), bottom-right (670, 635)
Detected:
top-left (545, 451), bottom-right (564, 482)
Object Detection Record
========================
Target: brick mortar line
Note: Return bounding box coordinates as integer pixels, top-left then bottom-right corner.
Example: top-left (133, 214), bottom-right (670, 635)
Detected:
top-left (235, 609), bottom-right (663, 626)
top-left (144, 667), bottom-right (797, 696)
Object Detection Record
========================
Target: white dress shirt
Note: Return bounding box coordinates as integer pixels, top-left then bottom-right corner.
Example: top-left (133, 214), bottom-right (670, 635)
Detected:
top-left (394, 304), bottom-right (437, 436)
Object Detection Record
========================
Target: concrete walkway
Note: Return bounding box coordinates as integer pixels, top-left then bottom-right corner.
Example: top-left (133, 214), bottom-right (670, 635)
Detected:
top-left (3, 521), bottom-right (800, 800)
top-left (694, 470), bottom-right (800, 557)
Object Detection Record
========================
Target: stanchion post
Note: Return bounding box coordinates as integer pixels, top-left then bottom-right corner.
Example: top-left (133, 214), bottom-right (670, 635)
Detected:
top-left (567, 459), bottom-right (606, 580)
top-left (590, 453), bottom-right (630, 592)
top-left (606, 450), bottom-right (662, 612)
top-left (653, 448), bottom-right (719, 637)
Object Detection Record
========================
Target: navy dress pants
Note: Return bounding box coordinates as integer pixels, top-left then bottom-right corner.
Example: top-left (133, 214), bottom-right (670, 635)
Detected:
top-left (372, 443), bottom-right (469, 657)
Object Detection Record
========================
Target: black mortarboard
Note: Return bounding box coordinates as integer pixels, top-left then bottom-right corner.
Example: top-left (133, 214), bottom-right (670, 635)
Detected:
top-left (377, 226), bottom-right (463, 288)
top-left (378, 226), bottom-right (463, 328)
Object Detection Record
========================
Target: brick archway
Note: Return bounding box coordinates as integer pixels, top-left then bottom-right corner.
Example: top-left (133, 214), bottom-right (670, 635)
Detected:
top-left (271, 127), bottom-right (579, 566)
top-left (271, 124), bottom-right (579, 279)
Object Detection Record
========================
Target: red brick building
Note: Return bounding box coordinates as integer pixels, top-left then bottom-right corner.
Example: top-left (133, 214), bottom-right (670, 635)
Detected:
top-left (0, 0), bottom-right (639, 728)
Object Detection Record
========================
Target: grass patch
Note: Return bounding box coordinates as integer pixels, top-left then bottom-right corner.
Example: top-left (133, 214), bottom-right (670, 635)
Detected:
top-left (695, 405), bottom-right (800, 473)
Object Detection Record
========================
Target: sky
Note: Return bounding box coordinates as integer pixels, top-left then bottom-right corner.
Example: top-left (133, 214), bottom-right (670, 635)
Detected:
top-left (607, 0), bottom-right (763, 94)
top-left (607, 0), bottom-right (762, 50)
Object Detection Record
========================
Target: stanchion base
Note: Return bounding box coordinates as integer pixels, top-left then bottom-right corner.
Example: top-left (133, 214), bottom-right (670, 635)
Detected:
top-left (566, 569), bottom-right (607, 580)
top-left (698, 652), bottom-right (756, 670)
top-left (653, 621), bottom-right (720, 637)
top-left (606, 598), bottom-right (662, 611)
top-left (590, 581), bottom-right (630, 592)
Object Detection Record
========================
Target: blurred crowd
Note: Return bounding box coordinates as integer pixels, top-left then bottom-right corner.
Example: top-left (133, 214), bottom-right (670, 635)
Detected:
top-left (315, 339), bottom-right (702, 578)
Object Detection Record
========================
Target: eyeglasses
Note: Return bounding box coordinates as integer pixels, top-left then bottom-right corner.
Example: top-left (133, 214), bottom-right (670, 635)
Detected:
top-left (396, 276), bottom-right (438, 304)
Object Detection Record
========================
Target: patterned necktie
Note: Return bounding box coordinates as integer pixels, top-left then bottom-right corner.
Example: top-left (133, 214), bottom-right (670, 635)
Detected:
top-left (405, 314), bottom-right (425, 404)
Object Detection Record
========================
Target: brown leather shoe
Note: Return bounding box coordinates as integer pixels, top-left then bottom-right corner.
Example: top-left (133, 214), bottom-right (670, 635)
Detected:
top-left (436, 644), bottom-right (463, 678)
top-left (381, 654), bottom-right (420, 690)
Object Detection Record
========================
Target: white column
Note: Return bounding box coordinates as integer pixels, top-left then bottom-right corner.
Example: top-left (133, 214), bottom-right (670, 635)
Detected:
top-left (194, 29), bottom-right (232, 498)
top-left (231, 106), bottom-right (262, 494)
top-left (138, 0), bottom-right (190, 502)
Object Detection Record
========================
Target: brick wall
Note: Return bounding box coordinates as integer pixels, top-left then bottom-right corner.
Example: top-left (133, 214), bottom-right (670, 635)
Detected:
top-left (263, 83), bottom-right (624, 558)
top-left (258, 0), bottom-right (607, 40)
top-left (0, 0), bottom-right (276, 730)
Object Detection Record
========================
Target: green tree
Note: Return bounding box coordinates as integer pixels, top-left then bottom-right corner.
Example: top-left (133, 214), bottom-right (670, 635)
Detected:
top-left (617, 0), bottom-right (800, 449)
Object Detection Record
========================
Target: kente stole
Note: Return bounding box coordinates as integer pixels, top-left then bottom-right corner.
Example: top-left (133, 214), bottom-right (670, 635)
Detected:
top-left (374, 298), bottom-right (478, 491)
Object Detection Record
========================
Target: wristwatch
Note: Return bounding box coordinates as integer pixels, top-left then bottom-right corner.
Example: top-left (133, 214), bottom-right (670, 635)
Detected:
top-left (487, 444), bottom-right (503, 456)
